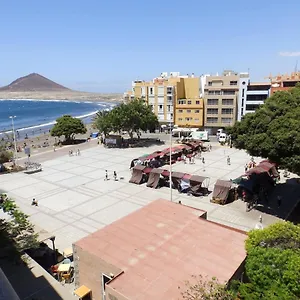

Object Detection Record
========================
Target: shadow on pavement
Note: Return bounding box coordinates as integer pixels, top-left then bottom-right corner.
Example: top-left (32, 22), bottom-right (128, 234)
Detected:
top-left (0, 256), bottom-right (65, 300)
top-left (254, 180), bottom-right (300, 221)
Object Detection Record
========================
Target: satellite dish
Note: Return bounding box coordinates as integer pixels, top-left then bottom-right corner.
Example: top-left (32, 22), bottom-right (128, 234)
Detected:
top-left (272, 83), bottom-right (280, 88)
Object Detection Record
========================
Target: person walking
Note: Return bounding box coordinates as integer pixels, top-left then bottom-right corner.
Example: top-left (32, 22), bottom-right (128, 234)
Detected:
top-left (113, 171), bottom-right (117, 181)
top-left (227, 156), bottom-right (231, 165)
top-left (105, 170), bottom-right (109, 181)
top-left (77, 149), bottom-right (80, 156)
top-left (202, 157), bottom-right (205, 164)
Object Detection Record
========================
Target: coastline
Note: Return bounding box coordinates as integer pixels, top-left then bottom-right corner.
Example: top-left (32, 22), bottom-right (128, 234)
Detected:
top-left (0, 91), bottom-right (123, 102)
top-left (0, 100), bottom-right (117, 137)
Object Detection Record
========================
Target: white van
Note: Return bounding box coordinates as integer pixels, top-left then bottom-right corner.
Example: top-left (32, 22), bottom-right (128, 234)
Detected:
top-left (217, 128), bottom-right (224, 138)
top-left (218, 133), bottom-right (227, 143)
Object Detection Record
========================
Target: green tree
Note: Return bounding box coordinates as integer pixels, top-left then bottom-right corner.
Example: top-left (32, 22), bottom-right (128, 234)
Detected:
top-left (228, 84), bottom-right (300, 175)
top-left (0, 139), bottom-right (13, 165)
top-left (50, 115), bottom-right (87, 142)
top-left (93, 99), bottom-right (159, 139)
top-left (93, 110), bottom-right (113, 137)
top-left (0, 194), bottom-right (39, 261)
top-left (237, 222), bottom-right (300, 299)
top-left (181, 275), bottom-right (236, 300)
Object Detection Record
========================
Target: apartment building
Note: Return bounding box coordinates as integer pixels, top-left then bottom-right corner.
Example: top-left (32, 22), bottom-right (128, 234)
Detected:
top-left (203, 70), bottom-right (248, 132)
top-left (174, 76), bottom-right (204, 127)
top-left (237, 82), bottom-right (271, 120)
top-left (125, 72), bottom-right (204, 127)
top-left (268, 72), bottom-right (300, 95)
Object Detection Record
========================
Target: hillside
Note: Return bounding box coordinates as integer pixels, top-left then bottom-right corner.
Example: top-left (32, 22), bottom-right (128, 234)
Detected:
top-left (0, 73), bottom-right (70, 92)
top-left (0, 73), bottom-right (123, 102)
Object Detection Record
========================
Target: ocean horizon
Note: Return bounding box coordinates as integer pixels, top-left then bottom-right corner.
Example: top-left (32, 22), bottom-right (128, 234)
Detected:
top-left (0, 99), bottom-right (115, 139)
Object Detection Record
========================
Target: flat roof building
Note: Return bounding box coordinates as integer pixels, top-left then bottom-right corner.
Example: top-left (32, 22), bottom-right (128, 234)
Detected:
top-left (73, 199), bottom-right (247, 300)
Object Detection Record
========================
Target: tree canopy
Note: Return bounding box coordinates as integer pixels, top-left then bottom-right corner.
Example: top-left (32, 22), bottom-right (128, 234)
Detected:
top-left (228, 84), bottom-right (300, 175)
top-left (0, 194), bottom-right (39, 261)
top-left (0, 138), bottom-right (13, 164)
top-left (50, 115), bottom-right (87, 142)
top-left (93, 99), bottom-right (159, 138)
top-left (237, 221), bottom-right (300, 299)
top-left (182, 222), bottom-right (300, 300)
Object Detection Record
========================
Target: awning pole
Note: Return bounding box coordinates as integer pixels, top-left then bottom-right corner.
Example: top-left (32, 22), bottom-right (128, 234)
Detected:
top-left (170, 120), bottom-right (173, 202)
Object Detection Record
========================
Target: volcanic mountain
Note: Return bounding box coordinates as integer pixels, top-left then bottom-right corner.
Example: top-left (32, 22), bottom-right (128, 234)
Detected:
top-left (0, 73), bottom-right (70, 92)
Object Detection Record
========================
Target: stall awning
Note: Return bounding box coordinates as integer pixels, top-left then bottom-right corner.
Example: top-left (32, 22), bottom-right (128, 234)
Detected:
top-left (35, 225), bottom-right (55, 243)
top-left (63, 247), bottom-right (73, 258)
top-left (74, 285), bottom-right (91, 298)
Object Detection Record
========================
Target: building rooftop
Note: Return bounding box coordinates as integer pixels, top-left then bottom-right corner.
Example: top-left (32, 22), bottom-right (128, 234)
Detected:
top-left (75, 199), bottom-right (247, 300)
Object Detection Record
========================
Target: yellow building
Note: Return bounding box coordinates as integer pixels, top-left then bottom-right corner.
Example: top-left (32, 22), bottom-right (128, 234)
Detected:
top-left (125, 72), bottom-right (204, 127)
top-left (175, 76), bottom-right (204, 127)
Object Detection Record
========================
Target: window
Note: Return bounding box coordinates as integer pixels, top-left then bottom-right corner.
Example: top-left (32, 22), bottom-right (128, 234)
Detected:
top-left (222, 108), bottom-right (233, 115)
top-left (159, 105), bottom-right (163, 110)
top-left (207, 99), bottom-right (218, 105)
top-left (242, 89), bottom-right (245, 97)
top-left (149, 105), bottom-right (154, 111)
top-left (167, 96), bottom-right (172, 101)
top-left (178, 99), bottom-right (186, 105)
top-left (167, 87), bottom-right (173, 94)
top-left (222, 99), bottom-right (234, 105)
top-left (195, 109), bottom-right (200, 113)
top-left (246, 104), bottom-right (260, 111)
top-left (187, 100), bottom-right (192, 105)
top-left (196, 100), bottom-right (200, 105)
top-left (187, 109), bottom-right (191, 113)
top-left (230, 81), bottom-right (238, 86)
top-left (207, 108), bottom-right (219, 115)
top-left (221, 118), bottom-right (233, 124)
top-left (178, 109), bottom-right (183, 113)
top-left (206, 117), bottom-right (218, 123)
top-left (167, 105), bottom-right (171, 112)
top-left (178, 118), bottom-right (183, 121)
top-left (185, 117), bottom-right (193, 121)
top-left (208, 81), bottom-right (212, 86)
top-left (194, 118), bottom-right (199, 122)
top-left (208, 90), bottom-right (221, 95)
top-left (223, 90), bottom-right (235, 95)
top-left (150, 87), bottom-right (153, 95)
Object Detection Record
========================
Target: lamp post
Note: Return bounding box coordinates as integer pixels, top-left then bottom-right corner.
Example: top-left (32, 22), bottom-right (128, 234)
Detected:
top-left (9, 116), bottom-right (18, 164)
top-left (169, 118), bottom-right (173, 202)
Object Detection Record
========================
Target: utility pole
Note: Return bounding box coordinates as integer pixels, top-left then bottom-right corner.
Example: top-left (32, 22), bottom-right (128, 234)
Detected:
top-left (9, 116), bottom-right (18, 164)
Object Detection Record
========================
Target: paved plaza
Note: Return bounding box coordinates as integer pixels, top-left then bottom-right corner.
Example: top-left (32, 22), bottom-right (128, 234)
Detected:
top-left (0, 143), bottom-right (286, 252)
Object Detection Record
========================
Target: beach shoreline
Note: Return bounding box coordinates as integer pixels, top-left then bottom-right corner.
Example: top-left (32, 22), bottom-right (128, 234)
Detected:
top-left (0, 91), bottom-right (123, 102)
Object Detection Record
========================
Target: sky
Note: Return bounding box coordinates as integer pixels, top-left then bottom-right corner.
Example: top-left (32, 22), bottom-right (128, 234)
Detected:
top-left (0, 0), bottom-right (300, 93)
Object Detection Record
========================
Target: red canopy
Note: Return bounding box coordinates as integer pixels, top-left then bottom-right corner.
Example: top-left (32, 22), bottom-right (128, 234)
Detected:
top-left (161, 170), bottom-right (170, 177)
top-left (183, 173), bottom-right (192, 180)
top-left (258, 161), bottom-right (275, 171)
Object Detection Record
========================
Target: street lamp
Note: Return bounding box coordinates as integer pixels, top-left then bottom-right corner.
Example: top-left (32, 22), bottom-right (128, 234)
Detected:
top-left (9, 116), bottom-right (18, 164)
top-left (169, 117), bottom-right (173, 202)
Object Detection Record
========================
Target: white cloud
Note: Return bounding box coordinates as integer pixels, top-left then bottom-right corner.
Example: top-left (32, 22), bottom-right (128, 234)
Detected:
top-left (279, 51), bottom-right (300, 57)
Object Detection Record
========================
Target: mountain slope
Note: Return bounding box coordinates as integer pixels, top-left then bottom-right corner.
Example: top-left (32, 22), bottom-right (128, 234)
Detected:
top-left (0, 73), bottom-right (70, 92)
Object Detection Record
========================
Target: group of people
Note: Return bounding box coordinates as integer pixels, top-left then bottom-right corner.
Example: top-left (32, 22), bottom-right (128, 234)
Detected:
top-left (68, 149), bottom-right (80, 156)
top-left (104, 170), bottom-right (118, 181)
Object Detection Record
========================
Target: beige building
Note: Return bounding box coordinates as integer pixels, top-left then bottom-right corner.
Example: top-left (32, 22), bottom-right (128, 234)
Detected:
top-left (203, 70), bottom-right (249, 132)
top-left (124, 72), bottom-right (204, 127)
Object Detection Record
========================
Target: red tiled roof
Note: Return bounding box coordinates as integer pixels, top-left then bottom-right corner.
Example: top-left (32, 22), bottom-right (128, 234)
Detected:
top-left (75, 200), bottom-right (247, 300)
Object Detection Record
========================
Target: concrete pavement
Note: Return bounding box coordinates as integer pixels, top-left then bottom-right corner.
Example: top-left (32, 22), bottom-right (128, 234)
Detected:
top-left (0, 142), bottom-right (286, 254)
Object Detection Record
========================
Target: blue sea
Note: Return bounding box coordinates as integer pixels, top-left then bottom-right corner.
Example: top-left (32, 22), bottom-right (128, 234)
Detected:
top-left (0, 99), bottom-right (115, 140)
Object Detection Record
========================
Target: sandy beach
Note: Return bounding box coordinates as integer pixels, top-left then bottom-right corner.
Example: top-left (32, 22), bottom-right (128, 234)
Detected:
top-left (0, 91), bottom-right (123, 102)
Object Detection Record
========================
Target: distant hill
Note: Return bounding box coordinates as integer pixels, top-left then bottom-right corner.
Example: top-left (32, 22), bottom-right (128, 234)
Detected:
top-left (0, 73), bottom-right (70, 92)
